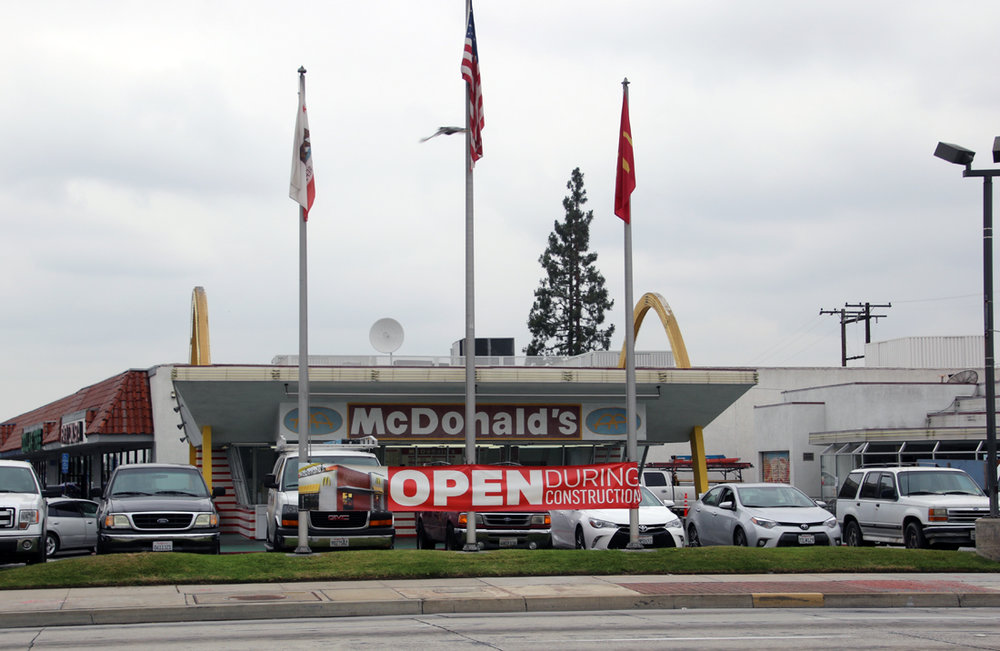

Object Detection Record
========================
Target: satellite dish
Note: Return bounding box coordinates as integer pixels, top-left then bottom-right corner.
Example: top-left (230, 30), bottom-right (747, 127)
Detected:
top-left (370, 318), bottom-right (404, 354)
top-left (947, 369), bottom-right (979, 384)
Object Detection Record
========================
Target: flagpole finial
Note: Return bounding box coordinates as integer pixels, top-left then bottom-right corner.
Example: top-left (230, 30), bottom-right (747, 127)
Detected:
top-left (298, 66), bottom-right (307, 76)
top-left (622, 77), bottom-right (629, 88)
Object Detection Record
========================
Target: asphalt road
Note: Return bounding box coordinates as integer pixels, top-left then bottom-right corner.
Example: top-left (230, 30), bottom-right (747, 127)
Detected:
top-left (4, 608), bottom-right (999, 650)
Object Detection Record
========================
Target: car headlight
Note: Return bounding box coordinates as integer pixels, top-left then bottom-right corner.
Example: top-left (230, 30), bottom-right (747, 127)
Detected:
top-left (750, 516), bottom-right (777, 529)
top-left (18, 509), bottom-right (39, 530)
top-left (530, 514), bottom-right (550, 526)
top-left (193, 513), bottom-right (219, 527)
top-left (824, 516), bottom-right (838, 529)
top-left (104, 514), bottom-right (131, 529)
top-left (587, 518), bottom-right (617, 529)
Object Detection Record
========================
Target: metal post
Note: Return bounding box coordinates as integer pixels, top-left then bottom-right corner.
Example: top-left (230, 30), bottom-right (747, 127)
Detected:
top-left (463, 0), bottom-right (478, 551)
top-left (294, 68), bottom-right (312, 555)
top-left (621, 79), bottom-right (641, 550)
top-left (983, 175), bottom-right (998, 517)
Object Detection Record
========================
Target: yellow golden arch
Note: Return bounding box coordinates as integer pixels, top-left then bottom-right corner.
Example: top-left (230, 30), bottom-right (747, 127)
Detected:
top-left (617, 292), bottom-right (709, 494)
top-left (188, 287), bottom-right (213, 488)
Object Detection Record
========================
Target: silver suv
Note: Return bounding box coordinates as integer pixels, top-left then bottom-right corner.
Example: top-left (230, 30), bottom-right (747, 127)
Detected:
top-left (836, 465), bottom-right (989, 549)
top-left (0, 460), bottom-right (52, 564)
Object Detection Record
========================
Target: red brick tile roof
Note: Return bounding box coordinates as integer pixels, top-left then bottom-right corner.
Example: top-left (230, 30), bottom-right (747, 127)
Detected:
top-left (0, 370), bottom-right (153, 452)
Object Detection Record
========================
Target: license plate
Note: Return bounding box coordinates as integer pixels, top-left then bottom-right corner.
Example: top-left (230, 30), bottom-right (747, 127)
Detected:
top-left (639, 535), bottom-right (654, 545)
top-left (330, 537), bottom-right (349, 548)
top-left (798, 533), bottom-right (815, 545)
top-left (498, 537), bottom-right (517, 548)
top-left (152, 540), bottom-right (173, 552)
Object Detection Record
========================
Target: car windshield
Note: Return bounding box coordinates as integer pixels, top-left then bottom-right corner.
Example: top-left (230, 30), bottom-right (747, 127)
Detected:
top-left (110, 467), bottom-right (210, 497)
top-left (736, 485), bottom-right (815, 508)
top-left (282, 455), bottom-right (381, 489)
top-left (638, 487), bottom-right (663, 507)
top-left (898, 470), bottom-right (985, 496)
top-left (0, 466), bottom-right (38, 493)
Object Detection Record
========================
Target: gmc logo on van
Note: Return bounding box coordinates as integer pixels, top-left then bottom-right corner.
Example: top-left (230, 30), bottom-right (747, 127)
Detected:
top-left (327, 515), bottom-right (350, 521)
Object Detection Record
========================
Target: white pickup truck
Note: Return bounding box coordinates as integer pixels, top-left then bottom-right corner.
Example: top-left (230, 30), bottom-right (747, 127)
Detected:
top-left (263, 441), bottom-right (394, 551)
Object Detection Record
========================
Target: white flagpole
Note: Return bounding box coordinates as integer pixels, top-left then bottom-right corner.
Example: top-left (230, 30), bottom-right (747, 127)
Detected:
top-left (621, 79), bottom-right (642, 550)
top-left (295, 67), bottom-right (312, 555)
top-left (463, 0), bottom-right (479, 552)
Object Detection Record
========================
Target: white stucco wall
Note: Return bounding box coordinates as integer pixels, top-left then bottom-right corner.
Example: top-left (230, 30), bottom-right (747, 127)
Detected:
top-left (148, 365), bottom-right (192, 464)
top-left (645, 366), bottom-right (970, 498)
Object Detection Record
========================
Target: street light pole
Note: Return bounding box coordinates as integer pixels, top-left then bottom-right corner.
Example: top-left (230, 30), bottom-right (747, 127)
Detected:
top-left (935, 140), bottom-right (1000, 518)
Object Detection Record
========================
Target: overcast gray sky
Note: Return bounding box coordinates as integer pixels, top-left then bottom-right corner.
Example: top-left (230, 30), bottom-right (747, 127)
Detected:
top-left (3, 1), bottom-right (1000, 420)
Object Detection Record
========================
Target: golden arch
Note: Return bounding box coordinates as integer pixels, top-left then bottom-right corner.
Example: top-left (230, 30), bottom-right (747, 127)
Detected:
top-left (187, 287), bottom-right (213, 486)
top-left (617, 292), bottom-right (690, 369)
top-left (189, 286), bottom-right (211, 366)
top-left (618, 292), bottom-right (708, 494)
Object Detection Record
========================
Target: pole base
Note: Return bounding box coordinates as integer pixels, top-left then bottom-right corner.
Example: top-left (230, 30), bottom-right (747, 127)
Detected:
top-left (462, 543), bottom-right (481, 552)
top-left (292, 546), bottom-right (314, 556)
top-left (623, 541), bottom-right (648, 551)
top-left (976, 517), bottom-right (1000, 561)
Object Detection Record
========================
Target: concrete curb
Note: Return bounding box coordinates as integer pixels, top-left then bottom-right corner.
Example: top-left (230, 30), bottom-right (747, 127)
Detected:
top-left (2, 589), bottom-right (999, 628)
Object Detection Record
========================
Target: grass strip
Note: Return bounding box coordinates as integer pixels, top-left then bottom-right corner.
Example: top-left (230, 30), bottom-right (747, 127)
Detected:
top-left (0, 546), bottom-right (997, 590)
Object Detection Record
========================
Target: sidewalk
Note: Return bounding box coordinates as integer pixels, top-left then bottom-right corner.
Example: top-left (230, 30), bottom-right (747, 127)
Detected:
top-left (1, 572), bottom-right (999, 628)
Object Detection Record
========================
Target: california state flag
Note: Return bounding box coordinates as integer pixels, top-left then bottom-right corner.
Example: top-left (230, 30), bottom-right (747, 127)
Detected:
top-left (289, 75), bottom-right (315, 220)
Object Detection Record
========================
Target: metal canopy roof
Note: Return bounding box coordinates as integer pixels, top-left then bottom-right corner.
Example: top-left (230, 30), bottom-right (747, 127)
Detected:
top-left (171, 364), bottom-right (757, 446)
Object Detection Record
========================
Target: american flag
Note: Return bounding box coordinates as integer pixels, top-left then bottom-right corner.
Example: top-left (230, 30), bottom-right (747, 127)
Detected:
top-left (461, 4), bottom-right (484, 166)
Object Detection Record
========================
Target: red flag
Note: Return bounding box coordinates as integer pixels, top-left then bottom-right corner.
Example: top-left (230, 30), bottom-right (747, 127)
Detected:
top-left (614, 87), bottom-right (635, 223)
top-left (461, 3), bottom-right (484, 166)
top-left (289, 73), bottom-right (315, 220)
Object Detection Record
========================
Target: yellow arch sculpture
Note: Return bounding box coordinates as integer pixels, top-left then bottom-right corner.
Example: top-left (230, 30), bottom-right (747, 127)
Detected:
top-left (189, 286), bottom-right (211, 366)
top-left (188, 287), bottom-right (212, 487)
top-left (617, 292), bottom-right (690, 369)
top-left (618, 292), bottom-right (707, 494)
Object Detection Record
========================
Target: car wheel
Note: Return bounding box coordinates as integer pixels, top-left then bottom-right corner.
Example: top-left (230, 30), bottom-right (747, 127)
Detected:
top-left (844, 520), bottom-right (864, 547)
top-left (26, 537), bottom-right (47, 565)
top-left (904, 522), bottom-right (927, 549)
top-left (687, 523), bottom-right (701, 548)
top-left (574, 526), bottom-right (587, 550)
top-left (733, 528), bottom-right (748, 547)
top-left (45, 532), bottom-right (60, 557)
top-left (416, 521), bottom-right (434, 550)
top-left (266, 525), bottom-right (281, 553)
top-left (446, 525), bottom-right (462, 551)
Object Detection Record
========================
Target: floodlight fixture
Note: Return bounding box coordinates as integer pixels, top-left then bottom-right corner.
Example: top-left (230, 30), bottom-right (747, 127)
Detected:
top-left (993, 136), bottom-right (1000, 164)
top-left (934, 141), bottom-right (975, 167)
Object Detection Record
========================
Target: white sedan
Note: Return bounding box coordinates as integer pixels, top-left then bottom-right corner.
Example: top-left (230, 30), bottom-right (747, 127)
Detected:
top-left (686, 483), bottom-right (841, 548)
top-left (550, 487), bottom-right (685, 549)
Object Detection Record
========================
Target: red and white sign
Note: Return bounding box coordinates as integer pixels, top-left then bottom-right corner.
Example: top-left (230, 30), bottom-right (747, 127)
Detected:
top-left (387, 462), bottom-right (640, 512)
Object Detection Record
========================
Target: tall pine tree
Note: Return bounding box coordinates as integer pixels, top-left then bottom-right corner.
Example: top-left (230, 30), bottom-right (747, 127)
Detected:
top-left (525, 168), bottom-right (615, 356)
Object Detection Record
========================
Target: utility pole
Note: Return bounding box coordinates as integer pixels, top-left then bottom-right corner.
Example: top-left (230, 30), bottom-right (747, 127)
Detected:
top-left (819, 302), bottom-right (891, 366)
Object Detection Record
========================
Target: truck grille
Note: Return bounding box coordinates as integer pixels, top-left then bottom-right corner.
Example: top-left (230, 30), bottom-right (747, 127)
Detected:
top-left (309, 511), bottom-right (369, 530)
top-left (0, 508), bottom-right (13, 529)
top-left (949, 508), bottom-right (989, 523)
top-left (481, 513), bottom-right (532, 528)
top-left (132, 513), bottom-right (194, 530)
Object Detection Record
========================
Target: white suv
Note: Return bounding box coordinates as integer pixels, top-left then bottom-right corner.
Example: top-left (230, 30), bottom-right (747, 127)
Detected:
top-left (836, 465), bottom-right (989, 549)
top-left (0, 460), bottom-right (52, 564)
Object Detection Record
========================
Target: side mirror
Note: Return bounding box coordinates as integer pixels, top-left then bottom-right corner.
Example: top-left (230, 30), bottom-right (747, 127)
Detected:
top-left (719, 500), bottom-right (735, 511)
top-left (42, 487), bottom-right (62, 498)
top-left (263, 474), bottom-right (278, 490)
top-left (212, 486), bottom-right (226, 498)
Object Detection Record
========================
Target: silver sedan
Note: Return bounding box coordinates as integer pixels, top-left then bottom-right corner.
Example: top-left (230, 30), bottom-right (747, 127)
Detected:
top-left (686, 483), bottom-right (841, 548)
top-left (45, 498), bottom-right (99, 557)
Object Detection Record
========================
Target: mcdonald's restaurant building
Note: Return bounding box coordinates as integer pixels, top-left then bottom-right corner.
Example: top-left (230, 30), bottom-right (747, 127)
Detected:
top-left (0, 352), bottom-right (756, 539)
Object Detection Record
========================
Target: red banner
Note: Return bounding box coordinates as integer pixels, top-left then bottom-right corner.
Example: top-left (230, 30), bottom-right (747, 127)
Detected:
top-left (387, 463), bottom-right (640, 512)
